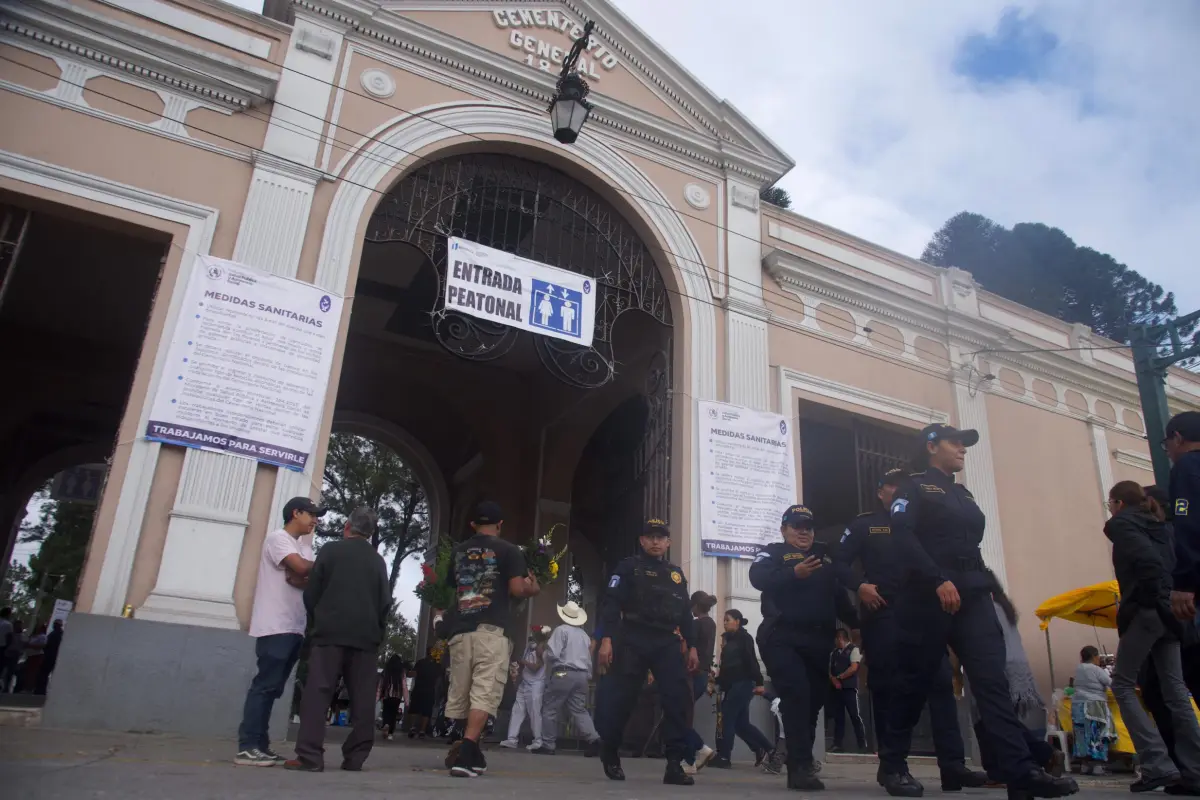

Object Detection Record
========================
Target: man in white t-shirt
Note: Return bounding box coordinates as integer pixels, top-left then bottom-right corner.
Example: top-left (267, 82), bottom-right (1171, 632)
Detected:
top-left (234, 496), bottom-right (324, 767)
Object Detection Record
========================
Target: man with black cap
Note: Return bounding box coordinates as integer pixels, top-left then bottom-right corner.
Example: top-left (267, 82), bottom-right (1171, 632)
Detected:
top-left (234, 496), bottom-right (323, 767)
top-left (750, 503), bottom-right (857, 791)
top-left (877, 424), bottom-right (1077, 799)
top-left (444, 501), bottom-right (541, 778)
top-left (834, 468), bottom-right (985, 791)
top-left (596, 518), bottom-right (698, 786)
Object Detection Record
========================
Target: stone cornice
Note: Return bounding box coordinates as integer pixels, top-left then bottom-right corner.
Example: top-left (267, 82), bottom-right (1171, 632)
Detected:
top-left (3, 0), bottom-right (280, 109)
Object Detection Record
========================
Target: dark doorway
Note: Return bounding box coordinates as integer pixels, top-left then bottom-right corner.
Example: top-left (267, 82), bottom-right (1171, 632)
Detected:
top-left (0, 196), bottom-right (165, 636)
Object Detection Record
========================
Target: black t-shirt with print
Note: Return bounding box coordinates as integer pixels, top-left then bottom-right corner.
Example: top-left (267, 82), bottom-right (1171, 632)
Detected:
top-left (444, 533), bottom-right (527, 637)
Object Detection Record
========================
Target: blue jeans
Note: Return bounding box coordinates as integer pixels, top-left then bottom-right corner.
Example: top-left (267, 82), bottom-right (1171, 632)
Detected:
top-left (684, 673), bottom-right (708, 762)
top-left (238, 633), bottom-right (303, 751)
top-left (717, 680), bottom-right (774, 760)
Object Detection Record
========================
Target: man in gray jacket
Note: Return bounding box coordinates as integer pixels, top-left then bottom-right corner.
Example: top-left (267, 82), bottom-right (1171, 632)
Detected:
top-left (533, 601), bottom-right (601, 756)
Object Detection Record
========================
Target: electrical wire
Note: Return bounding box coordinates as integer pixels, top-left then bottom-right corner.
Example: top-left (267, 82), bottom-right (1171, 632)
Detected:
top-left (0, 56), bottom-right (1159, 417)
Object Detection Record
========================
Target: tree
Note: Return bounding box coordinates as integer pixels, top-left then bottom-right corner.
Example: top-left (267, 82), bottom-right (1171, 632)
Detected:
top-left (0, 560), bottom-right (36, 619)
top-left (19, 484), bottom-right (95, 619)
top-left (922, 212), bottom-right (1197, 354)
top-left (760, 185), bottom-right (792, 209)
top-left (319, 432), bottom-right (430, 594)
top-left (380, 607), bottom-right (417, 666)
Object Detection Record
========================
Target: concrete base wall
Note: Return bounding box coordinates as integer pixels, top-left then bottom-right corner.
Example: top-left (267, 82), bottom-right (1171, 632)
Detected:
top-left (43, 613), bottom-right (294, 743)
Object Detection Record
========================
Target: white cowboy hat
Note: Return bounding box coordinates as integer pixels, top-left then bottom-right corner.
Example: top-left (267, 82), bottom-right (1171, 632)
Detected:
top-left (556, 601), bottom-right (588, 627)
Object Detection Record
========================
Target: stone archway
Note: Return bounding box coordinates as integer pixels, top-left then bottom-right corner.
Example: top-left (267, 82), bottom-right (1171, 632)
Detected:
top-left (305, 103), bottom-right (717, 586)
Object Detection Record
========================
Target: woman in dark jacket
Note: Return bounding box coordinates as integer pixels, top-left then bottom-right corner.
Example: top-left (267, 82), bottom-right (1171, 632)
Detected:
top-left (1105, 480), bottom-right (1200, 792)
top-left (710, 610), bottom-right (775, 768)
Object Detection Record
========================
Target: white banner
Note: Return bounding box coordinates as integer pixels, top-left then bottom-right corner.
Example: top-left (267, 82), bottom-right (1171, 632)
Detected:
top-left (145, 255), bottom-right (343, 471)
top-left (50, 599), bottom-right (73, 627)
top-left (445, 237), bottom-right (596, 347)
top-left (698, 400), bottom-right (797, 558)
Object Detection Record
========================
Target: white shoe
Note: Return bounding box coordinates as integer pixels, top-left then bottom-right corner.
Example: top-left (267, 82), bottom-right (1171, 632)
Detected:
top-left (526, 741), bottom-right (543, 751)
top-left (694, 745), bottom-right (715, 771)
top-left (499, 740), bottom-right (518, 749)
top-left (683, 762), bottom-right (698, 775)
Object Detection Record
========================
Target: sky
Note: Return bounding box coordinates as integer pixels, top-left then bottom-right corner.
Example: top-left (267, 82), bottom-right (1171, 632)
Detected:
top-left (227, 0), bottom-right (1200, 311)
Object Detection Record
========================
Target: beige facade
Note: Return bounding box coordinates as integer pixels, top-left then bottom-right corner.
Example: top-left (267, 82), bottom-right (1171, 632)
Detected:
top-left (2, 0), bottom-right (1199, 717)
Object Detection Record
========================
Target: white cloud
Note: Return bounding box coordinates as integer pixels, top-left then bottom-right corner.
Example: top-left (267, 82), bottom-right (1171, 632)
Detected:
top-left (609, 0), bottom-right (1200, 311)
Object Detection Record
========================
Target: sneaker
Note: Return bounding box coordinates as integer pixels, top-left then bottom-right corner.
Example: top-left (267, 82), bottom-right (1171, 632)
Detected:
top-left (474, 746), bottom-right (488, 775)
top-left (664, 760), bottom-right (695, 786)
top-left (234, 749), bottom-right (277, 767)
top-left (450, 739), bottom-right (478, 778)
top-left (261, 747), bottom-right (287, 765)
top-left (499, 739), bottom-right (519, 749)
top-left (1131, 773), bottom-right (1180, 794)
top-left (282, 758), bottom-right (323, 772)
top-left (709, 756), bottom-right (732, 769)
top-left (530, 746), bottom-right (556, 755)
top-left (694, 745), bottom-right (715, 771)
top-left (763, 750), bottom-right (784, 775)
top-left (788, 762), bottom-right (825, 791)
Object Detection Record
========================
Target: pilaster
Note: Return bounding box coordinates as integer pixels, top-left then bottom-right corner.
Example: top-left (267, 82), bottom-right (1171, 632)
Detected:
top-left (139, 22), bottom-right (339, 625)
top-left (1088, 419), bottom-right (1115, 506)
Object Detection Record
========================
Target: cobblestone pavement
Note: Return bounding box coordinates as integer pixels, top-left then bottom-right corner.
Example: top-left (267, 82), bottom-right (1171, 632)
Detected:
top-left (0, 726), bottom-right (1132, 799)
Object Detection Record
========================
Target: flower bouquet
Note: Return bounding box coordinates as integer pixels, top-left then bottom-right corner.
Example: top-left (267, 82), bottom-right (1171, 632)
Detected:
top-left (414, 538), bottom-right (456, 612)
top-left (523, 523), bottom-right (568, 585)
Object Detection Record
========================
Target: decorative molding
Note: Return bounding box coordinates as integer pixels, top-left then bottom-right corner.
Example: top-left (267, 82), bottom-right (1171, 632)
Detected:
top-left (683, 182), bottom-right (710, 210)
top-left (0, 150), bottom-right (220, 617)
top-left (1113, 448), bottom-right (1154, 472)
top-left (1, 0), bottom-right (279, 109)
top-left (768, 220), bottom-right (935, 296)
top-left (1090, 423), bottom-right (1116, 515)
top-left (311, 100), bottom-right (718, 589)
top-left (730, 183), bottom-right (758, 211)
top-left (359, 67), bottom-right (396, 98)
top-left (295, 24), bottom-right (337, 59)
top-left (99, 0), bottom-right (273, 59)
top-left (723, 294), bottom-right (771, 322)
top-left (232, 165), bottom-right (318, 276)
top-left (778, 367), bottom-right (951, 427)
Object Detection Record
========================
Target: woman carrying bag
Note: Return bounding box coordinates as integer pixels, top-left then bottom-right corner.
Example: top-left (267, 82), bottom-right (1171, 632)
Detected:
top-left (710, 610), bottom-right (776, 769)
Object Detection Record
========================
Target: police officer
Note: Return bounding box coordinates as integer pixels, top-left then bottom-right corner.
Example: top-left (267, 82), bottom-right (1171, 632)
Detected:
top-left (834, 468), bottom-right (987, 792)
top-left (877, 424), bottom-right (1078, 799)
top-left (1166, 411), bottom-right (1200, 622)
top-left (596, 519), bottom-right (698, 786)
top-left (750, 504), bottom-right (857, 791)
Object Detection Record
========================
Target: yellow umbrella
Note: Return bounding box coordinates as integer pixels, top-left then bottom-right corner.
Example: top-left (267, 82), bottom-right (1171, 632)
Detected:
top-left (1034, 580), bottom-right (1120, 631)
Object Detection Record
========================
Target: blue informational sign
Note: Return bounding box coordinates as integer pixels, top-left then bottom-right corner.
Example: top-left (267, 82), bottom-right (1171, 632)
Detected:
top-left (528, 279), bottom-right (584, 339)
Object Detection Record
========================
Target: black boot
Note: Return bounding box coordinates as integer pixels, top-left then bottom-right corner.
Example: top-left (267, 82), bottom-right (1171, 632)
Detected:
top-left (787, 761), bottom-right (825, 791)
top-left (664, 760), bottom-right (695, 786)
top-left (601, 746), bottom-right (625, 781)
top-left (1006, 769), bottom-right (1079, 799)
top-left (941, 764), bottom-right (989, 791)
top-left (880, 771), bottom-right (925, 797)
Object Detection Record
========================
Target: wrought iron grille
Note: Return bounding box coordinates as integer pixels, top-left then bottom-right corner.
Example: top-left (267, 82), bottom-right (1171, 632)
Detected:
top-left (852, 418), bottom-right (914, 512)
top-left (363, 152), bottom-right (673, 389)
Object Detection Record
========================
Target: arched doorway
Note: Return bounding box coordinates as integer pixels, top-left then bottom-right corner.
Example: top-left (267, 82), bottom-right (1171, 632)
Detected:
top-left (334, 150), bottom-right (676, 638)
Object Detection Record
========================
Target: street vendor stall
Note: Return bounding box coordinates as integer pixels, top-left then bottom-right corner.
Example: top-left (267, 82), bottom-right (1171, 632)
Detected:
top-left (1035, 581), bottom-right (1200, 759)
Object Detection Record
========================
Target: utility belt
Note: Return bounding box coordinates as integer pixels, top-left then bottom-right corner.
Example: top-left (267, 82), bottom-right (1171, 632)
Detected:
top-left (551, 666), bottom-right (588, 678)
top-left (620, 615), bottom-right (678, 636)
top-left (932, 553), bottom-right (986, 572)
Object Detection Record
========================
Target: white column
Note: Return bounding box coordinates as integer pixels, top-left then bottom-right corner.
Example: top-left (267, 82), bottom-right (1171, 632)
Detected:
top-left (950, 362), bottom-right (1009, 588)
top-left (1088, 419), bottom-right (1115, 505)
top-left (721, 179), bottom-right (771, 630)
top-left (139, 22), bottom-right (338, 626)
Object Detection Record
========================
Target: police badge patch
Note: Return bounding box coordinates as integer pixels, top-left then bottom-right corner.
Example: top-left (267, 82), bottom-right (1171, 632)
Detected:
top-left (671, 571), bottom-right (682, 584)
top-left (1179, 499), bottom-right (1190, 517)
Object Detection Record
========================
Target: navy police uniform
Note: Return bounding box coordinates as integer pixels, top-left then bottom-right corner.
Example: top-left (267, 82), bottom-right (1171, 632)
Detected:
top-left (749, 504), bottom-right (857, 791)
top-left (834, 471), bottom-right (977, 783)
top-left (877, 424), bottom-right (1076, 799)
top-left (598, 519), bottom-right (696, 785)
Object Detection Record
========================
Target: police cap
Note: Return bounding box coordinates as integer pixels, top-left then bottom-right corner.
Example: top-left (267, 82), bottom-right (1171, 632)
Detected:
top-left (879, 468), bottom-right (906, 487)
top-left (920, 423), bottom-right (979, 448)
top-left (781, 504), bottom-right (814, 529)
top-left (643, 518), bottom-right (671, 537)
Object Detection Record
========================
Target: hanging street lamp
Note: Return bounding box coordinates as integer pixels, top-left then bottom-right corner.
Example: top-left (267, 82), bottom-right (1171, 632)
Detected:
top-left (549, 20), bottom-right (595, 144)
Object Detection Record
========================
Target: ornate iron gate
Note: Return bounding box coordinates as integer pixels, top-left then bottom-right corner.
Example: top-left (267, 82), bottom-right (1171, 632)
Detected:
top-left (363, 153), bottom-right (673, 390)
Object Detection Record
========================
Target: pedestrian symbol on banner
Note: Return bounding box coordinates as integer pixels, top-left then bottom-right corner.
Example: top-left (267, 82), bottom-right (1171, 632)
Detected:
top-left (529, 279), bottom-right (584, 339)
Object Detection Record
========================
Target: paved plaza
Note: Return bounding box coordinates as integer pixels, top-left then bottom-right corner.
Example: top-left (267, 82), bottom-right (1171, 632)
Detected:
top-left (0, 726), bottom-right (1132, 799)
